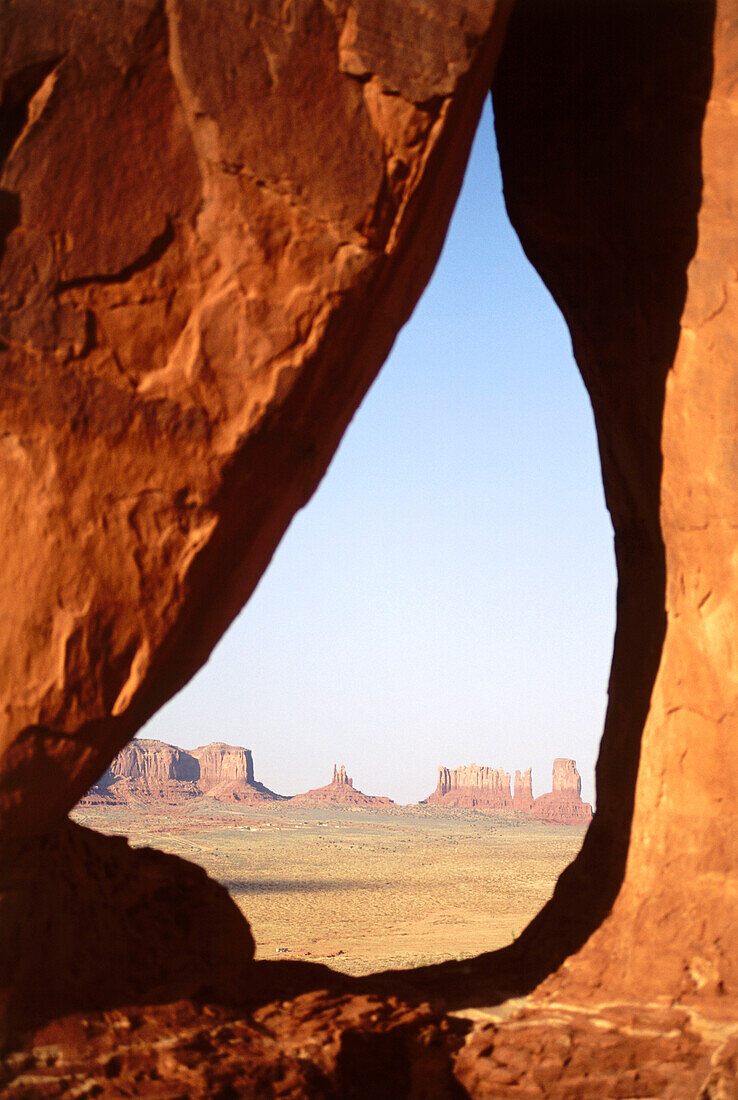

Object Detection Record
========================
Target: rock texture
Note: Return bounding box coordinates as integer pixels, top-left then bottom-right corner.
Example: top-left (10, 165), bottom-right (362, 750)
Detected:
top-left (2, 0), bottom-right (738, 1078)
top-left (80, 740), bottom-right (281, 804)
top-left (289, 764), bottom-right (394, 808)
top-left (0, 821), bottom-right (255, 1034)
top-left (0, 0), bottom-right (512, 840)
top-left (490, 0), bottom-right (735, 1003)
top-left (426, 764), bottom-right (512, 809)
top-left (3, 991), bottom-right (736, 1098)
top-left (512, 767), bottom-right (533, 812)
top-left (425, 759), bottom-right (592, 824)
top-left (532, 759), bottom-right (593, 827)
top-left (0, 993), bottom-right (471, 1099)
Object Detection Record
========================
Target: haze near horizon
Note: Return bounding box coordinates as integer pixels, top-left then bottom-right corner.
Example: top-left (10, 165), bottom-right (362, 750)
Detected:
top-left (140, 98), bottom-right (616, 807)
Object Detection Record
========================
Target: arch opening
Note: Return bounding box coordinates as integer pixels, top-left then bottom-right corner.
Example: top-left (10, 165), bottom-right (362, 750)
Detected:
top-left (75, 98), bottom-right (615, 998)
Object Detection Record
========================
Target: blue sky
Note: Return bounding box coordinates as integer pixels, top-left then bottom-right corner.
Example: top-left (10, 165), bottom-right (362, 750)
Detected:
top-left (142, 98), bottom-right (616, 807)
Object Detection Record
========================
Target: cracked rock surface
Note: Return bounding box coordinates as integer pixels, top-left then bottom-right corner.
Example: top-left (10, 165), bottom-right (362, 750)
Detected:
top-left (4, 0), bottom-right (738, 1089)
top-left (0, 0), bottom-right (510, 836)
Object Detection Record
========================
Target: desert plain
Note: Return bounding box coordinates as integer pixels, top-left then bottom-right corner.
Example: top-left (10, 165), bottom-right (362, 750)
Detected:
top-left (72, 800), bottom-right (585, 975)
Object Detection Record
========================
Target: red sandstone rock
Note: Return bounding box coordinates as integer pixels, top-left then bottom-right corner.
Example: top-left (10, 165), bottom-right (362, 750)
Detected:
top-left (1, 0), bottom-right (738, 1072)
top-left (2, 991), bottom-right (731, 1098)
top-left (0, 0), bottom-right (512, 840)
top-left (0, 993), bottom-right (469, 1099)
top-left (491, 0), bottom-right (733, 1001)
top-left (106, 738), bottom-right (199, 784)
top-left (424, 759), bottom-right (591, 824)
top-left (551, 757), bottom-right (580, 796)
top-left (289, 764), bottom-right (394, 808)
top-left (0, 821), bottom-right (255, 1034)
top-left (532, 791), bottom-right (593, 827)
top-left (80, 739), bottom-right (281, 805)
top-left (426, 764), bottom-right (513, 809)
top-left (512, 767), bottom-right (533, 812)
top-left (532, 759), bottom-right (592, 826)
top-left (191, 742), bottom-right (254, 787)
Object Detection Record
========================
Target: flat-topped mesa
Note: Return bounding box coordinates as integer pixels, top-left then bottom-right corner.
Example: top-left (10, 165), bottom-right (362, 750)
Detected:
top-left (532, 759), bottom-right (593, 826)
top-left (191, 743), bottom-right (255, 790)
top-left (103, 739), bottom-right (200, 785)
top-left (331, 764), bottom-right (353, 788)
top-left (427, 764), bottom-right (513, 809)
top-left (83, 741), bottom-right (279, 805)
top-left (97, 739), bottom-right (201, 801)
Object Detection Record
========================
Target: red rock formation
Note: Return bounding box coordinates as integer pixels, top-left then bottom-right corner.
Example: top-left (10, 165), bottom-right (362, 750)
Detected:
top-left (424, 759), bottom-right (591, 824)
top-left (0, 0), bottom-right (512, 1032)
top-left (105, 738), bottom-right (199, 784)
top-left (2, 0), bottom-right (738, 1081)
top-left (332, 763), bottom-right (352, 787)
top-left (513, 767), bottom-right (534, 812)
top-left (551, 758), bottom-right (581, 796)
top-left (532, 760), bottom-right (593, 827)
top-left (79, 740), bottom-right (280, 805)
top-left (0, 0), bottom-right (512, 841)
top-left (191, 743), bottom-right (254, 787)
top-left (0, 821), bottom-right (255, 1032)
top-left (289, 765), bottom-right (393, 808)
top-left (490, 0), bottom-right (735, 1006)
top-left (426, 764), bottom-right (513, 808)
top-left (190, 742), bottom-right (282, 802)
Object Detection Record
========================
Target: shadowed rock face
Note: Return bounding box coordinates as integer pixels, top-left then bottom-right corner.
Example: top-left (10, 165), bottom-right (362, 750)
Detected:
top-left (1, 0), bottom-right (737, 1071)
top-left (493, 0), bottom-right (731, 1001)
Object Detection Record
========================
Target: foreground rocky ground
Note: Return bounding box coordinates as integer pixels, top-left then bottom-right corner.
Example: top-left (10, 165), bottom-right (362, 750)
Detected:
top-left (3, 991), bottom-right (737, 1098)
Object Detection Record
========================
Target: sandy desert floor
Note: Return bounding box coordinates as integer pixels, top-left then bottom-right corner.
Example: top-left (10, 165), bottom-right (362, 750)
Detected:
top-left (72, 801), bottom-right (585, 976)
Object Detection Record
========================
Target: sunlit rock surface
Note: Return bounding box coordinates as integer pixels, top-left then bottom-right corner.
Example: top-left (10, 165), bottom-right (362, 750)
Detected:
top-left (79, 739), bottom-right (281, 804)
top-left (0, 0), bottom-right (511, 837)
top-left (3, 0), bottom-right (738, 1092)
top-left (426, 758), bottom-right (591, 824)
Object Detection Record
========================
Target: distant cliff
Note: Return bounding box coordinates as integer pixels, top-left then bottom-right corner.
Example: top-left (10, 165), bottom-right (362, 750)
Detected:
top-left (424, 759), bottom-right (593, 825)
top-left (88, 740), bottom-right (281, 805)
top-left (513, 768), bottom-right (534, 813)
top-left (532, 758), bottom-right (593, 826)
top-left (426, 764), bottom-right (513, 809)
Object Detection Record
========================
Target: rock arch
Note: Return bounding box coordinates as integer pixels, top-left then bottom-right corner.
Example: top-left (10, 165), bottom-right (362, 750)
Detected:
top-left (1, 0), bottom-right (737, 1084)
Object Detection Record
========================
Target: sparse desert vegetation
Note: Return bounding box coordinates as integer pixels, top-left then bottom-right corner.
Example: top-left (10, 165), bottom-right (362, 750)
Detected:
top-left (72, 801), bottom-right (585, 976)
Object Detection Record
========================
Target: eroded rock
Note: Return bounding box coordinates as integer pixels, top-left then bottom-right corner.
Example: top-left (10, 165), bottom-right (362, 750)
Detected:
top-left (0, 820), bottom-right (255, 1036)
top-left (493, 0), bottom-right (731, 999)
top-left (0, 0), bottom-right (512, 838)
top-left (427, 764), bottom-right (513, 809)
top-left (79, 739), bottom-right (282, 804)
top-left (289, 764), bottom-right (394, 808)
top-left (425, 759), bottom-right (592, 824)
